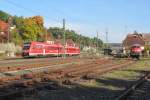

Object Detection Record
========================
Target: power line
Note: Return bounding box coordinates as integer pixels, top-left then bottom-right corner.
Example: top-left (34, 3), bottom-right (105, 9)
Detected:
top-left (4, 0), bottom-right (60, 23)
top-left (3, 0), bottom-right (102, 37)
top-left (5, 0), bottom-right (99, 27)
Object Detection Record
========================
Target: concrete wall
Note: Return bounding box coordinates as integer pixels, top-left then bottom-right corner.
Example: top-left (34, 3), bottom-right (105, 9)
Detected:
top-left (0, 43), bottom-right (22, 57)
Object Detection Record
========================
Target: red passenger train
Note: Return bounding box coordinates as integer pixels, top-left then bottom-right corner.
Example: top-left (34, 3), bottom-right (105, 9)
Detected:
top-left (22, 41), bottom-right (80, 57)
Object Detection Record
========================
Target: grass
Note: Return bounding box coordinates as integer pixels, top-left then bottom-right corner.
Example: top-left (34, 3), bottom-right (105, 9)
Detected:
top-left (80, 59), bottom-right (150, 90)
top-left (104, 70), bottom-right (139, 79)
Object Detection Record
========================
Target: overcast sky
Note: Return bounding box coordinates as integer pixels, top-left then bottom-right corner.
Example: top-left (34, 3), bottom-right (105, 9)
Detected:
top-left (0, 0), bottom-right (150, 43)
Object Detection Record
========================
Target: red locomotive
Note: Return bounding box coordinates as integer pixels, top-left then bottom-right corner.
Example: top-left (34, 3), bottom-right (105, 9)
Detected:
top-left (22, 41), bottom-right (80, 57)
top-left (130, 44), bottom-right (143, 60)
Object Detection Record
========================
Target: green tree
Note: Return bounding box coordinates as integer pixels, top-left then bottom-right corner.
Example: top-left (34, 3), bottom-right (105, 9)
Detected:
top-left (0, 10), bottom-right (10, 22)
top-left (48, 27), bottom-right (63, 39)
top-left (48, 27), bottom-right (103, 48)
top-left (10, 29), bottom-right (22, 45)
top-left (14, 16), bottom-right (46, 42)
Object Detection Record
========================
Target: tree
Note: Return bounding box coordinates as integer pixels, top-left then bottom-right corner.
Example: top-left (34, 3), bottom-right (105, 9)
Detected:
top-left (0, 10), bottom-right (10, 22)
top-left (0, 10), bottom-right (104, 49)
top-left (133, 30), bottom-right (138, 34)
top-left (10, 29), bottom-right (22, 45)
top-left (13, 16), bottom-right (46, 42)
top-left (48, 27), bottom-right (103, 48)
top-left (48, 27), bottom-right (63, 39)
top-left (12, 16), bottom-right (24, 28)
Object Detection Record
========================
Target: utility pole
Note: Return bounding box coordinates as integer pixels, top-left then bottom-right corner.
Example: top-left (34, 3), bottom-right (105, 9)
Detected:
top-left (63, 19), bottom-right (66, 58)
top-left (45, 28), bottom-right (48, 42)
top-left (105, 28), bottom-right (108, 48)
top-left (96, 31), bottom-right (99, 52)
top-left (7, 17), bottom-right (12, 43)
top-left (125, 25), bottom-right (127, 34)
top-left (79, 34), bottom-right (81, 50)
top-left (79, 33), bottom-right (81, 58)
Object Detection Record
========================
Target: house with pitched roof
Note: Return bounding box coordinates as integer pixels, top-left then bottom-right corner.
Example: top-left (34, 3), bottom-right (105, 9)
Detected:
top-left (123, 33), bottom-right (150, 56)
top-left (0, 19), bottom-right (9, 42)
top-left (142, 33), bottom-right (150, 46)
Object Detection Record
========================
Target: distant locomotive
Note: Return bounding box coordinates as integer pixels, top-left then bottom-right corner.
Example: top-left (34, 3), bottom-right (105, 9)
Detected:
top-left (130, 44), bottom-right (143, 60)
top-left (22, 41), bottom-right (80, 57)
top-left (122, 33), bottom-right (146, 59)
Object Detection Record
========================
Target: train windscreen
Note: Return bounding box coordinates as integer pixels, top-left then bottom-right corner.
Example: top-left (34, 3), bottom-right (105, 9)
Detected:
top-left (23, 43), bottom-right (31, 50)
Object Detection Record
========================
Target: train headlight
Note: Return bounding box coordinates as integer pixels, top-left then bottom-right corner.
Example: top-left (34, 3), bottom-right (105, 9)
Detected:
top-left (141, 46), bottom-right (144, 50)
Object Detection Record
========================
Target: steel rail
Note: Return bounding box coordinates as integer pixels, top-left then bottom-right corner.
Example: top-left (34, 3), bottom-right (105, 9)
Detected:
top-left (115, 72), bottom-right (150, 100)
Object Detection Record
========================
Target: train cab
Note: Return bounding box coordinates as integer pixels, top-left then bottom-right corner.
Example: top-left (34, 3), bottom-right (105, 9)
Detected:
top-left (22, 42), bottom-right (31, 57)
top-left (130, 44), bottom-right (143, 59)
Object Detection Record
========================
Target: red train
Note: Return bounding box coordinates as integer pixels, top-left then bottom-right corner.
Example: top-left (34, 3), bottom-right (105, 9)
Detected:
top-left (22, 41), bottom-right (80, 57)
top-left (130, 44), bottom-right (143, 60)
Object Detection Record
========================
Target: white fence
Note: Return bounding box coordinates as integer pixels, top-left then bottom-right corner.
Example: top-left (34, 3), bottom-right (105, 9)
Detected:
top-left (0, 43), bottom-right (22, 57)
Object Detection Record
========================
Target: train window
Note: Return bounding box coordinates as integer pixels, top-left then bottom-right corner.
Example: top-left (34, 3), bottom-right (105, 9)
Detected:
top-left (47, 46), bottom-right (51, 50)
top-left (23, 43), bottom-right (30, 50)
top-left (23, 46), bottom-right (30, 50)
top-left (53, 47), bottom-right (58, 50)
top-left (23, 43), bottom-right (30, 47)
top-left (47, 46), bottom-right (58, 50)
top-left (145, 42), bottom-right (150, 45)
top-left (59, 47), bottom-right (63, 51)
top-left (32, 45), bottom-right (43, 49)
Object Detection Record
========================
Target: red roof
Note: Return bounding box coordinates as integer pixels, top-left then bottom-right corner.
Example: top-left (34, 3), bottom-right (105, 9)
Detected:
top-left (0, 20), bottom-right (8, 32)
top-left (142, 33), bottom-right (150, 41)
top-left (123, 34), bottom-right (144, 47)
top-left (123, 33), bottom-right (150, 48)
top-left (0, 20), bottom-right (9, 41)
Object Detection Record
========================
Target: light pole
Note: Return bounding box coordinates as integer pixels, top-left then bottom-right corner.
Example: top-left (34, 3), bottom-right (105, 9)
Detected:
top-left (45, 28), bottom-right (48, 42)
top-left (105, 28), bottom-right (108, 49)
top-left (7, 17), bottom-right (12, 43)
top-left (63, 19), bottom-right (66, 58)
top-left (96, 31), bottom-right (99, 52)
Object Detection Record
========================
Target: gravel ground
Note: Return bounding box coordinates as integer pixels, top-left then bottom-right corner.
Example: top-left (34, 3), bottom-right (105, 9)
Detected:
top-left (13, 58), bottom-right (150, 100)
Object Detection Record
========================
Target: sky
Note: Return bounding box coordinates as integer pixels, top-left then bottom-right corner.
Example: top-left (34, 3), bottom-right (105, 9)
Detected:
top-left (0, 0), bottom-right (150, 43)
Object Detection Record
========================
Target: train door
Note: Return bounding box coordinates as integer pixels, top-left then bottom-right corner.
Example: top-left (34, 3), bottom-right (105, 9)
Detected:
top-left (43, 45), bottom-right (45, 55)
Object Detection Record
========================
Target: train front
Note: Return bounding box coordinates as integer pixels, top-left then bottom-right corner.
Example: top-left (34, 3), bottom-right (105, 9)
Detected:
top-left (22, 42), bottom-right (31, 57)
top-left (130, 44), bottom-right (144, 59)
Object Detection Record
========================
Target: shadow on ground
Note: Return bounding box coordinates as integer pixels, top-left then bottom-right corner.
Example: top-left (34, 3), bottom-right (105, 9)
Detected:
top-left (13, 70), bottom-right (150, 100)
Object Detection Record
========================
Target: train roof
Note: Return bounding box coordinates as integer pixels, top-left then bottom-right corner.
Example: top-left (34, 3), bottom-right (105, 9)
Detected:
top-left (131, 44), bottom-right (141, 46)
top-left (28, 41), bottom-right (79, 48)
top-left (123, 34), bottom-right (144, 47)
top-left (142, 33), bottom-right (150, 41)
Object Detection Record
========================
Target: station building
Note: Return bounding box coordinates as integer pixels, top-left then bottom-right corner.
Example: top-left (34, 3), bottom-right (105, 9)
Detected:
top-left (0, 19), bottom-right (9, 43)
top-left (123, 33), bottom-right (150, 56)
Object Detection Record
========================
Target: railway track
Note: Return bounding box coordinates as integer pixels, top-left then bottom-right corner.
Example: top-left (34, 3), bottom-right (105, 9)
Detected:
top-left (115, 72), bottom-right (150, 100)
top-left (0, 57), bottom-right (83, 72)
top-left (0, 56), bottom-right (80, 64)
top-left (0, 59), bottom-right (135, 100)
top-left (0, 59), bottom-right (111, 83)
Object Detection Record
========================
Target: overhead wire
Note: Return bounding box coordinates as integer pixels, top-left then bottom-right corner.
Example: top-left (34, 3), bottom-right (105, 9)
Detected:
top-left (2, 0), bottom-right (101, 37)
top-left (3, 0), bottom-right (61, 24)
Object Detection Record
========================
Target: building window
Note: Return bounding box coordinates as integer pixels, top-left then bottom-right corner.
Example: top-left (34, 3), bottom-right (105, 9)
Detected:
top-left (145, 42), bottom-right (150, 45)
